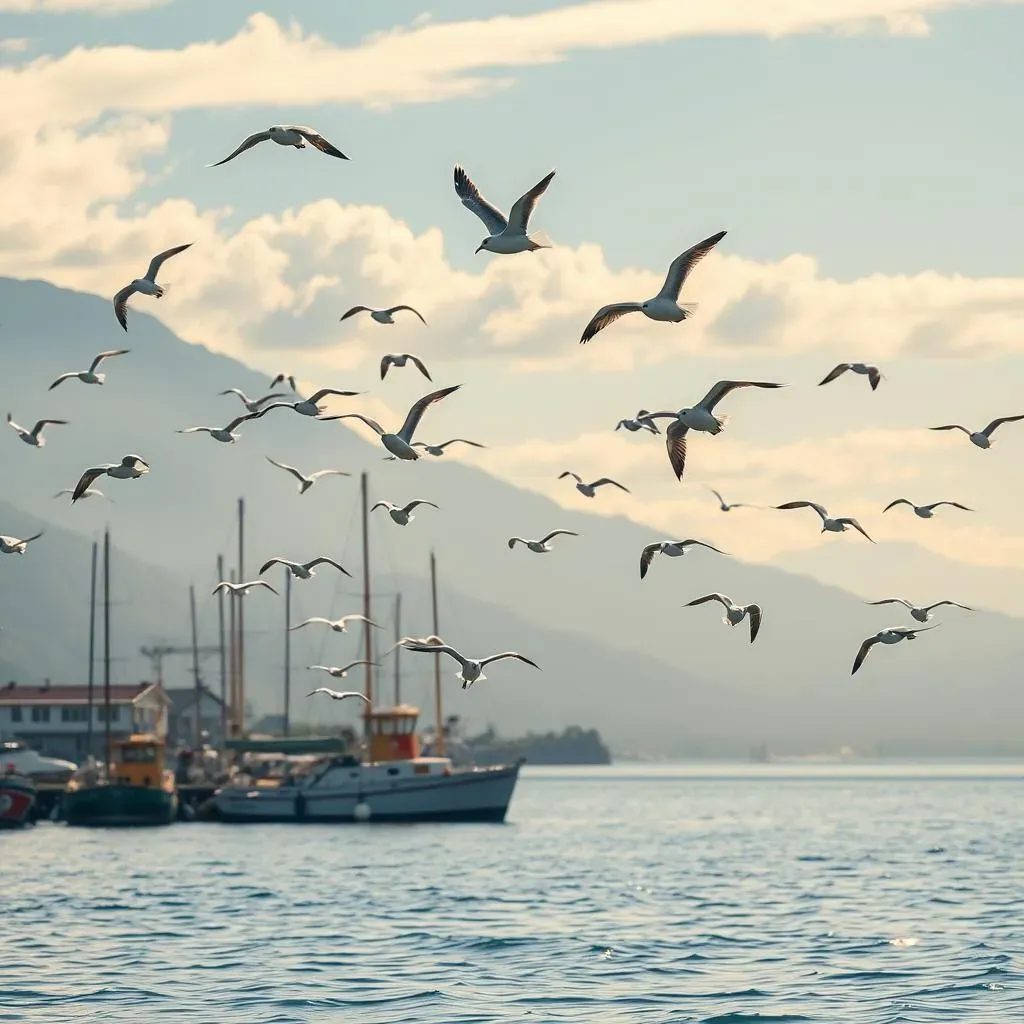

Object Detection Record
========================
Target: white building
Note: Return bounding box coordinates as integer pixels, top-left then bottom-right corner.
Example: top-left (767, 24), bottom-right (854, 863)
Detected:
top-left (165, 684), bottom-right (227, 749)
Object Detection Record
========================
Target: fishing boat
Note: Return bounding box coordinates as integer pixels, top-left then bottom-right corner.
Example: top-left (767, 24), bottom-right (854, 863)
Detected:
top-left (0, 766), bottom-right (37, 828)
top-left (209, 472), bottom-right (522, 824)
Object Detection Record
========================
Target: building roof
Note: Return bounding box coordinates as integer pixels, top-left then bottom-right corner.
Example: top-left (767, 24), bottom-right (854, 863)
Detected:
top-left (0, 681), bottom-right (165, 706)
top-left (164, 684), bottom-right (225, 712)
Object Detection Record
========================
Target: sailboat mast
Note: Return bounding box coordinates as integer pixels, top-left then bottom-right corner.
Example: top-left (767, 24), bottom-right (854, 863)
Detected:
top-left (430, 550), bottom-right (445, 756)
top-left (189, 583), bottom-right (201, 748)
top-left (86, 539), bottom-right (98, 761)
top-left (228, 569), bottom-right (237, 737)
top-left (103, 528), bottom-right (111, 771)
top-left (360, 472), bottom-right (373, 717)
top-left (217, 553), bottom-right (227, 742)
top-left (236, 498), bottom-right (246, 736)
top-left (393, 593), bottom-right (401, 705)
top-left (283, 570), bottom-right (292, 737)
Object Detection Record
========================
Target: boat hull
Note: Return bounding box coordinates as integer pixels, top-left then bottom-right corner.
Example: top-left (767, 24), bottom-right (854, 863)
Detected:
top-left (63, 783), bottom-right (178, 827)
top-left (0, 774), bottom-right (37, 829)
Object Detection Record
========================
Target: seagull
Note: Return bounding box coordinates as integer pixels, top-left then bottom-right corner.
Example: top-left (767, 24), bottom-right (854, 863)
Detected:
top-left (49, 349), bottom-right (130, 390)
top-left (211, 580), bottom-right (279, 597)
top-left (70, 456), bottom-right (149, 502)
top-left (640, 539), bottom-right (727, 580)
top-left (257, 388), bottom-right (361, 418)
top-left (645, 381), bottom-right (786, 481)
top-left (269, 374), bottom-right (300, 393)
top-left (454, 165), bottom-right (555, 255)
top-left (818, 363), bottom-right (883, 391)
top-left (412, 438), bottom-right (485, 457)
top-left (852, 625), bottom-right (938, 675)
top-left (383, 634), bottom-right (447, 656)
top-left (209, 125), bottom-right (348, 166)
top-left (882, 499), bottom-right (973, 519)
top-left (7, 414), bottom-right (67, 448)
top-left (773, 501), bottom-right (874, 542)
top-left (615, 410), bottom-right (660, 434)
top-left (176, 412), bottom-right (265, 443)
top-left (684, 593), bottom-right (762, 643)
top-left (402, 642), bottom-right (540, 689)
top-left (508, 530), bottom-right (579, 553)
top-left (265, 457), bottom-right (351, 494)
top-left (558, 472), bottom-right (630, 499)
top-left (709, 487), bottom-right (750, 512)
top-left (323, 384), bottom-right (461, 460)
top-left (340, 305), bottom-right (427, 326)
top-left (930, 415), bottom-right (1024, 449)
top-left (112, 243), bottom-right (192, 331)
top-left (866, 598), bottom-right (973, 623)
top-left (307, 661), bottom-right (377, 680)
top-left (380, 353), bottom-right (432, 381)
top-left (53, 487), bottom-right (109, 501)
top-left (219, 388), bottom-right (287, 413)
top-left (290, 614), bottom-right (381, 634)
top-left (259, 557), bottom-right (351, 581)
top-left (306, 687), bottom-right (371, 703)
top-left (0, 531), bottom-right (43, 555)
top-left (580, 231), bottom-right (726, 344)
top-left (371, 499), bottom-right (439, 526)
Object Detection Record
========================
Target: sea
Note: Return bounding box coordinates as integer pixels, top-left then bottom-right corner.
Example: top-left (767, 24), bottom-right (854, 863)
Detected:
top-left (4, 762), bottom-right (1023, 1024)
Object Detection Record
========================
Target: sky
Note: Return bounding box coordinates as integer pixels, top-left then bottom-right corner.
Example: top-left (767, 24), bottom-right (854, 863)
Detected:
top-left (3, 0), bottom-right (1024, 602)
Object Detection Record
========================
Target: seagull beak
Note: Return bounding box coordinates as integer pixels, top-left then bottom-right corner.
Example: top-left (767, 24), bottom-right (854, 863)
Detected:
top-left (474, 244), bottom-right (484, 254)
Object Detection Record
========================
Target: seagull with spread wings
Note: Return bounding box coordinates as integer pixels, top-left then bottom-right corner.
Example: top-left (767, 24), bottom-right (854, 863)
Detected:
top-left (882, 499), bottom-right (973, 519)
top-left (256, 388), bottom-right (361, 418)
top-left (380, 353), bottom-right (432, 381)
top-left (818, 362), bottom-right (883, 391)
top-left (615, 411), bottom-right (660, 434)
top-left (930, 415), bottom-right (1024, 449)
top-left (341, 305), bottom-right (427, 326)
top-left (7, 414), bottom-right (67, 448)
top-left (639, 539), bottom-right (727, 580)
top-left (258, 557), bottom-right (351, 581)
top-left (773, 501), bottom-right (874, 542)
top-left (708, 487), bottom-right (751, 512)
top-left (49, 349), bottom-right (130, 390)
top-left (866, 598), bottom-right (972, 623)
top-left (0, 531), bottom-right (43, 556)
top-left (306, 687), bottom-right (371, 704)
top-left (684, 593), bottom-right (763, 643)
top-left (454, 165), bottom-right (556, 254)
top-left (413, 438), bottom-right (485, 457)
top-left (307, 662), bottom-right (377, 680)
top-left (402, 642), bottom-right (540, 689)
top-left (852, 626), bottom-right (937, 675)
top-left (290, 614), bottom-right (380, 634)
top-left (176, 411), bottom-right (264, 444)
top-left (219, 388), bottom-right (287, 413)
top-left (70, 455), bottom-right (149, 502)
top-left (212, 580), bottom-right (278, 597)
top-left (265, 457), bottom-right (350, 495)
top-left (112, 243), bottom-right (191, 331)
top-left (209, 125), bottom-right (348, 166)
top-left (558, 471), bottom-right (630, 499)
top-left (371, 499), bottom-right (439, 526)
top-left (508, 530), bottom-right (579, 553)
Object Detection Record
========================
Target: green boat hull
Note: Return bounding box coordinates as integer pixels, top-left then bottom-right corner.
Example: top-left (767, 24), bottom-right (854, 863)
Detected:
top-left (63, 783), bottom-right (178, 827)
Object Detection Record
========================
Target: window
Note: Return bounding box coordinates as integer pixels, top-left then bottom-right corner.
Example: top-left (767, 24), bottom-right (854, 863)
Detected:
top-left (31, 706), bottom-right (51, 723)
top-left (97, 706), bottom-right (121, 723)
top-left (9, 707), bottom-right (22, 723)
top-left (120, 745), bottom-right (157, 764)
top-left (61, 707), bottom-right (88, 723)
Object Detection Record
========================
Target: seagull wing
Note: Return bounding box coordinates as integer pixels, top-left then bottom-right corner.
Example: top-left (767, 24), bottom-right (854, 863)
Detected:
top-left (340, 614), bottom-right (380, 628)
top-left (559, 471), bottom-right (583, 484)
top-left (591, 478), bottom-right (630, 493)
top-left (408, 355), bottom-right (432, 380)
top-left (882, 499), bottom-right (913, 513)
top-left (307, 469), bottom-right (351, 482)
top-left (866, 598), bottom-right (913, 609)
top-left (506, 169), bottom-right (556, 234)
top-left (404, 500), bottom-right (440, 512)
top-left (324, 413), bottom-right (385, 436)
top-left (928, 501), bottom-right (973, 512)
top-left (438, 438), bottom-right (485, 450)
top-left (225, 413), bottom-right (258, 432)
top-left (305, 557), bottom-right (352, 576)
top-left (507, 538), bottom-right (526, 549)
top-left (774, 500), bottom-right (829, 521)
top-left (246, 580), bottom-right (278, 595)
top-left (685, 593), bottom-right (731, 608)
top-left (983, 414), bottom-right (1024, 437)
top-left (639, 543), bottom-right (661, 580)
top-left (396, 384), bottom-right (462, 443)
top-left (403, 643), bottom-right (469, 669)
top-left (852, 636), bottom-right (880, 675)
top-left (145, 243), bottom-right (192, 282)
top-left (259, 558), bottom-right (293, 575)
top-left (929, 424), bottom-right (970, 435)
top-left (867, 366), bottom-right (882, 390)
top-left (746, 604), bottom-right (762, 643)
top-left (666, 420), bottom-right (689, 481)
top-left (112, 284), bottom-right (136, 331)
top-left (220, 387), bottom-right (248, 402)
top-left (379, 355), bottom-right (394, 380)
top-left (71, 467), bottom-right (109, 502)
top-left (698, 379), bottom-right (785, 412)
top-left (338, 660), bottom-right (376, 674)
top-left (925, 600), bottom-right (973, 612)
top-left (818, 364), bottom-right (851, 386)
top-left (251, 392), bottom-right (287, 409)
top-left (294, 127), bottom-right (349, 159)
top-left (388, 305), bottom-right (427, 325)
top-left (839, 517), bottom-right (875, 543)
top-left (48, 373), bottom-right (78, 390)
top-left (579, 302), bottom-right (643, 344)
top-left (680, 539), bottom-right (728, 554)
top-left (290, 618), bottom-right (331, 631)
top-left (90, 348), bottom-right (130, 372)
top-left (656, 230), bottom-right (728, 300)
top-left (538, 530), bottom-right (579, 544)
top-left (479, 652), bottom-right (541, 670)
top-left (453, 165), bottom-right (508, 235)
top-left (18, 531), bottom-right (44, 546)
top-left (308, 388), bottom-right (361, 404)
top-left (340, 306), bottom-right (372, 321)
top-left (32, 419), bottom-right (67, 436)
top-left (208, 131), bottom-right (272, 166)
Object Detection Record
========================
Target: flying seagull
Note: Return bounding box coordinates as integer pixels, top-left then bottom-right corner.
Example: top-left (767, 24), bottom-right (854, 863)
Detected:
top-left (615, 411), bottom-right (660, 434)
top-left (209, 125), bottom-right (348, 166)
top-left (882, 499), bottom-right (973, 519)
top-left (112, 243), bottom-right (192, 331)
top-left (773, 501), bottom-right (874, 542)
top-left (219, 388), bottom-right (287, 413)
top-left (259, 557), bottom-right (351, 581)
top-left (402, 642), bottom-right (540, 689)
top-left (211, 580), bottom-right (279, 597)
top-left (269, 374), bottom-right (299, 393)
top-left (412, 438), bottom-right (485, 457)
top-left (930, 415), bottom-right (1024, 449)
top-left (176, 411), bottom-right (264, 444)
top-left (852, 625), bottom-right (937, 675)
top-left (0, 531), bottom-right (43, 555)
top-left (508, 530), bottom-right (579, 553)
top-left (307, 662), bottom-right (377, 680)
top-left (340, 305), bottom-right (427, 326)
top-left (580, 231), bottom-right (726, 344)
top-left (709, 487), bottom-right (750, 512)
top-left (49, 349), bottom-right (130, 390)
top-left (371, 499), bottom-right (439, 526)
top-left (383, 634), bottom-right (447, 656)
top-left (306, 687), bottom-right (371, 703)
top-left (257, 388), bottom-right (361, 418)
top-left (558, 471), bottom-right (630, 499)
top-left (323, 384), bottom-right (461, 460)
top-left (290, 614), bottom-right (380, 634)
top-left (265, 457), bottom-right (350, 494)
top-left (454, 164), bottom-right (556, 255)
top-left (640, 539), bottom-right (727, 580)
top-left (684, 593), bottom-right (762, 643)
top-left (70, 455), bottom-right (149, 502)
top-left (645, 381), bottom-right (786, 481)
top-left (7, 414), bottom-right (67, 448)
top-left (380, 353), bottom-right (432, 381)
top-left (865, 598), bottom-right (973, 623)
top-left (818, 363), bottom-right (883, 391)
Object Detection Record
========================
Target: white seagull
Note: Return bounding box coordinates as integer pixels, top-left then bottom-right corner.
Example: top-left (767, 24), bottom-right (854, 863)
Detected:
top-left (402, 642), bottom-right (540, 689)
top-left (340, 305), bottom-right (427, 326)
top-left (219, 388), bottom-right (287, 413)
top-left (371, 499), bottom-right (439, 526)
top-left (558, 471), bottom-right (630, 499)
top-left (380, 353), bottom-right (432, 381)
top-left (640, 539), bottom-right (727, 580)
top-left (454, 165), bottom-right (555, 255)
top-left (866, 598), bottom-right (973, 623)
top-left (852, 625), bottom-right (937, 675)
top-left (580, 231), bottom-right (726, 344)
top-left (684, 593), bottom-right (763, 643)
top-left (112, 243), bottom-right (192, 331)
top-left (290, 614), bottom-right (381, 634)
top-left (709, 487), bottom-right (751, 512)
top-left (71, 455), bottom-right (149, 502)
top-left (323, 384), bottom-right (461, 460)
top-left (306, 687), bottom-right (371, 704)
top-left (7, 414), bottom-right (67, 448)
top-left (615, 410), bottom-right (660, 434)
top-left (265, 457), bottom-right (351, 494)
top-left (176, 411), bottom-right (264, 444)
top-left (383, 634), bottom-right (447, 656)
top-left (413, 438), bottom-right (485, 457)
top-left (0, 531), bottom-right (43, 555)
top-left (49, 349), bottom-right (130, 390)
top-left (773, 501), bottom-right (874, 542)
top-left (259, 557), bottom-right (351, 581)
top-left (645, 381), bottom-right (786, 481)
top-left (930, 415), bottom-right (1024, 449)
top-left (212, 580), bottom-right (279, 597)
top-left (882, 499), bottom-right (973, 518)
top-left (54, 487), bottom-right (109, 501)
top-left (307, 662), bottom-right (377, 680)
top-left (257, 387), bottom-right (362, 418)
top-left (209, 126), bottom-right (348, 166)
top-left (818, 363), bottom-right (883, 391)
top-left (508, 530), bottom-right (579, 553)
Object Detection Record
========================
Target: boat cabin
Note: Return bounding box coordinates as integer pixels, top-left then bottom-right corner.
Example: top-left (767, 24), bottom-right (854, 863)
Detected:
top-left (110, 733), bottom-right (167, 788)
top-left (366, 704), bottom-right (422, 763)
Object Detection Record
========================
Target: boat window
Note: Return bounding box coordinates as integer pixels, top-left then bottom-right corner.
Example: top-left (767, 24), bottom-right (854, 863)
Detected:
top-left (378, 718), bottom-right (394, 736)
top-left (120, 745), bottom-right (158, 763)
top-left (387, 767), bottom-right (399, 776)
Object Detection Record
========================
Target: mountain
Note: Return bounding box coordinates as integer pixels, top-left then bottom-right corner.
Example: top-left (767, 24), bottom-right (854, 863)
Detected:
top-left (3, 275), bottom-right (1024, 756)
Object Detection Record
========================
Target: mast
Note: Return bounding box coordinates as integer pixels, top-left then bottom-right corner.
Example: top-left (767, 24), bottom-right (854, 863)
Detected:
top-left (189, 583), bottom-right (201, 748)
top-left (86, 539), bottom-right (98, 761)
top-left (393, 593), bottom-right (402, 705)
top-left (228, 569), bottom-right (237, 737)
top-left (236, 498), bottom-right (246, 736)
top-left (283, 569), bottom-right (292, 736)
top-left (217, 553), bottom-right (227, 742)
top-left (103, 528), bottom-right (112, 773)
top-left (360, 472), bottom-right (373, 722)
top-left (430, 550), bottom-right (445, 756)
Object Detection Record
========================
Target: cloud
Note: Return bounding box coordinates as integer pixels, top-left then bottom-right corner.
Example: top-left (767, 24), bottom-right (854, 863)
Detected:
top-left (0, 0), bottom-right (170, 11)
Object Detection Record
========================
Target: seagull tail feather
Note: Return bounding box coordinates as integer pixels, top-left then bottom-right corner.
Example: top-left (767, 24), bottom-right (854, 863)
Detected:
top-left (527, 230), bottom-right (553, 250)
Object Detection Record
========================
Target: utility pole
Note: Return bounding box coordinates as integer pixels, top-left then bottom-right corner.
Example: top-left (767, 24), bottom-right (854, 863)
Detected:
top-left (86, 540), bottom-right (98, 761)
top-left (228, 569), bottom-right (237, 737)
top-left (236, 498), bottom-right (246, 738)
top-left (217, 553), bottom-right (227, 742)
top-left (103, 529), bottom-right (112, 773)
top-left (283, 569), bottom-right (292, 737)
top-left (189, 583), bottom-right (201, 749)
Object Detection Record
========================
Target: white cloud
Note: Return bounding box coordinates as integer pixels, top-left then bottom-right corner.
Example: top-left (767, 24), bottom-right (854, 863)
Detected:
top-left (0, 0), bottom-right (170, 11)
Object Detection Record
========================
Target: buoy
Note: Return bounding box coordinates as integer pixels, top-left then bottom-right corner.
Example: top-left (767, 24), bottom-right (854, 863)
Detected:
top-left (353, 801), bottom-right (371, 821)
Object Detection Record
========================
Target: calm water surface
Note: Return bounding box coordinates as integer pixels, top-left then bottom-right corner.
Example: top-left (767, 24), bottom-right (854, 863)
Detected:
top-left (4, 763), bottom-right (1024, 1023)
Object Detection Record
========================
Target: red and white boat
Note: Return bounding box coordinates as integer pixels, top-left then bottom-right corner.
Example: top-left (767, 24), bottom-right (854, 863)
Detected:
top-left (0, 765), bottom-right (37, 828)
